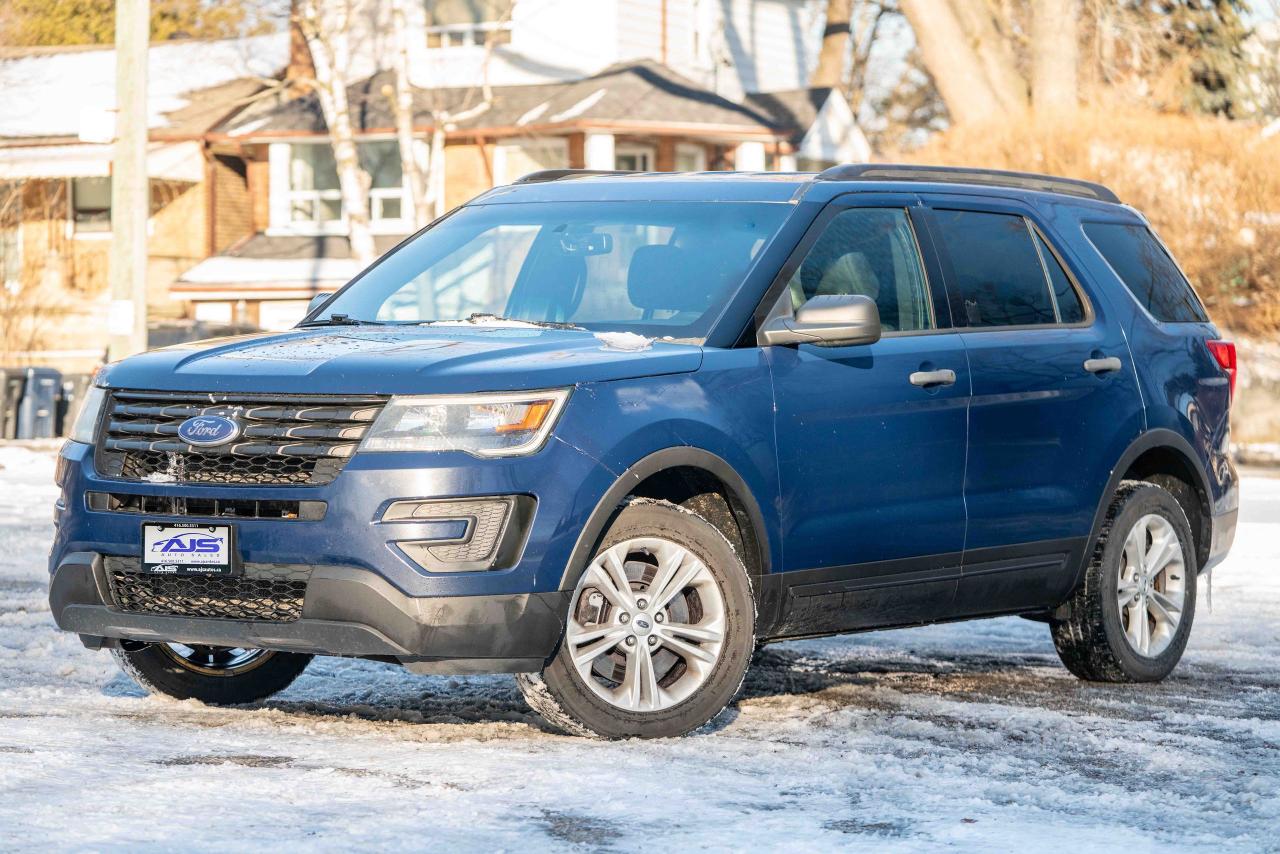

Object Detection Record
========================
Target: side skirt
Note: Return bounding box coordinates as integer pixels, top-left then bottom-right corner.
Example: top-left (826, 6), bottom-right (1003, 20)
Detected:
top-left (759, 537), bottom-right (1087, 640)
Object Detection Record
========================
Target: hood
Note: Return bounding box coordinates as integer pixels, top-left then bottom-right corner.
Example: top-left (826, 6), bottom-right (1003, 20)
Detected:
top-left (101, 325), bottom-right (703, 395)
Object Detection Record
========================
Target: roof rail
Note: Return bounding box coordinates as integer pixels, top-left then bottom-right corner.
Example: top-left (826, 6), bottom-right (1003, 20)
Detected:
top-left (514, 169), bottom-right (640, 184)
top-left (814, 163), bottom-right (1120, 204)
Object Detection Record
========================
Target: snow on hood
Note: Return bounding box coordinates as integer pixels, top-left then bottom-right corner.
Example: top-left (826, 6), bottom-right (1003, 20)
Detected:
top-left (593, 331), bottom-right (653, 352)
top-left (100, 325), bottom-right (703, 396)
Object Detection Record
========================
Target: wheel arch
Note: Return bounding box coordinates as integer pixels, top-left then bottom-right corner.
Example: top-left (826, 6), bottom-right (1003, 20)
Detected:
top-left (1080, 429), bottom-right (1213, 584)
top-left (556, 447), bottom-right (772, 593)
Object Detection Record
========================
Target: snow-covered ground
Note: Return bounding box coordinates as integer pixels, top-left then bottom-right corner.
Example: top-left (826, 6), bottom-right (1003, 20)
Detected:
top-left (1, 445), bottom-right (1277, 852)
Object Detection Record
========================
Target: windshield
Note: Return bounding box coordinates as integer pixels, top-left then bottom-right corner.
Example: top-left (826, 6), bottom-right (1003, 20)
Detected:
top-left (312, 200), bottom-right (791, 341)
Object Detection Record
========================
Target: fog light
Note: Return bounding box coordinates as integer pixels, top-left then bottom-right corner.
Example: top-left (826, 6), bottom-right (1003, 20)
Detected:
top-left (382, 496), bottom-right (533, 573)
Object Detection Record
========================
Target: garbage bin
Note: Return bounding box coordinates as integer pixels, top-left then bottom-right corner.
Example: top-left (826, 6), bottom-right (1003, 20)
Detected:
top-left (0, 368), bottom-right (24, 439)
top-left (16, 367), bottom-right (62, 439)
top-left (58, 373), bottom-right (94, 437)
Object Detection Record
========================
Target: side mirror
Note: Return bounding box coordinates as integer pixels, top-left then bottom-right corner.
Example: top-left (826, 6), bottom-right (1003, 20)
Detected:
top-left (761, 294), bottom-right (882, 347)
top-left (306, 292), bottom-right (334, 317)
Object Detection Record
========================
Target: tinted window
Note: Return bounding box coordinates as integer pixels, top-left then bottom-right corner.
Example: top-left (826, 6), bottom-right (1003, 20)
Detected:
top-left (1083, 222), bottom-right (1208, 323)
top-left (932, 209), bottom-right (1056, 327)
top-left (786, 208), bottom-right (932, 332)
top-left (1034, 232), bottom-right (1086, 323)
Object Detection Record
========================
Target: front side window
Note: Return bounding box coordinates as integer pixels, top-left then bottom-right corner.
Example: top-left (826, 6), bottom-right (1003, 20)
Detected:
top-left (1083, 222), bottom-right (1208, 323)
top-left (316, 200), bottom-right (790, 341)
top-left (72, 176), bottom-right (111, 233)
top-left (288, 141), bottom-right (403, 225)
top-left (785, 207), bottom-right (933, 333)
top-left (932, 209), bottom-right (1056, 327)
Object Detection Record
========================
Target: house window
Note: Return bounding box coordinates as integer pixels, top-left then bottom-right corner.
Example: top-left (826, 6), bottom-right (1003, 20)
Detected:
top-left (675, 143), bottom-right (707, 172)
top-left (286, 141), bottom-right (404, 226)
top-left (615, 145), bottom-right (655, 172)
top-left (425, 0), bottom-right (513, 48)
top-left (72, 176), bottom-right (111, 233)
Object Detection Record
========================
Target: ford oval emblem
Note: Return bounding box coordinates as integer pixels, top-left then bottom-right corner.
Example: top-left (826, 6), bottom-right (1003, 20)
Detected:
top-left (177, 415), bottom-right (241, 447)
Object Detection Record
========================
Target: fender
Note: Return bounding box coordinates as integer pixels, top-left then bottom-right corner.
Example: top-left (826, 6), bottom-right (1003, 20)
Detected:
top-left (1072, 428), bottom-right (1212, 592)
top-left (556, 447), bottom-right (773, 593)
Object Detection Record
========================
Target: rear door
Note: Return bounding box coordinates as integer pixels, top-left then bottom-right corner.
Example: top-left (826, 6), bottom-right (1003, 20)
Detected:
top-left (920, 196), bottom-right (1144, 613)
top-left (765, 194), bottom-right (971, 635)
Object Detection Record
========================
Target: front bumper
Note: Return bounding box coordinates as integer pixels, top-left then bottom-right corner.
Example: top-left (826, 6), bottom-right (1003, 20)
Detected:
top-left (50, 551), bottom-right (570, 673)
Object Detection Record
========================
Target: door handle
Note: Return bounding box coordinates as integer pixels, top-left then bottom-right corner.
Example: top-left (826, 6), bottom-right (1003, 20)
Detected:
top-left (909, 369), bottom-right (957, 388)
top-left (1083, 356), bottom-right (1123, 374)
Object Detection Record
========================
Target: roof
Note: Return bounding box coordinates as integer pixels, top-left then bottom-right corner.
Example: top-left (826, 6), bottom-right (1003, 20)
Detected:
top-left (175, 233), bottom-right (411, 295)
top-left (0, 34), bottom-right (287, 142)
top-left (216, 59), bottom-right (786, 139)
top-left (745, 88), bottom-right (834, 145)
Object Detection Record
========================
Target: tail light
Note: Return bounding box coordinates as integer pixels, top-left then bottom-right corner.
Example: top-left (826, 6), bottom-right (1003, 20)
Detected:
top-left (1205, 339), bottom-right (1236, 403)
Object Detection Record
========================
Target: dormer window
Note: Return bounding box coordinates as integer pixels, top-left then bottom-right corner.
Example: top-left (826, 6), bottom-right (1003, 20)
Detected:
top-left (424, 0), bottom-right (513, 49)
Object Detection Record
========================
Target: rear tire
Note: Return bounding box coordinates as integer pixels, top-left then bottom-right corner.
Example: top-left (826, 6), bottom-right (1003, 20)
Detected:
top-left (112, 643), bottom-right (312, 705)
top-left (1051, 481), bottom-right (1197, 682)
top-left (518, 499), bottom-right (755, 738)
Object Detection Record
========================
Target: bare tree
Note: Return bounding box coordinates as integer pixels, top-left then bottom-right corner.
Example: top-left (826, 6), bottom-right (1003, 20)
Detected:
top-left (948, 0), bottom-right (1028, 114)
top-left (385, 0), bottom-right (428, 228)
top-left (811, 0), bottom-right (854, 89)
top-left (296, 0), bottom-right (377, 264)
top-left (898, 0), bottom-right (1006, 124)
top-left (1031, 0), bottom-right (1079, 112)
top-left (385, 2), bottom-right (511, 224)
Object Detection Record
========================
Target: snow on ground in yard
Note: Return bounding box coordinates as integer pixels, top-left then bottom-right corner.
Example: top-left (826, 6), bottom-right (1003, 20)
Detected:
top-left (1, 444), bottom-right (1277, 851)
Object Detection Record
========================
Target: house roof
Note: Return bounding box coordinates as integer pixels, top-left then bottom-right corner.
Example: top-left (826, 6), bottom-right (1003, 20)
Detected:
top-left (745, 88), bottom-right (835, 146)
top-left (215, 59), bottom-right (787, 140)
top-left (0, 34), bottom-right (286, 142)
top-left (175, 233), bottom-right (411, 297)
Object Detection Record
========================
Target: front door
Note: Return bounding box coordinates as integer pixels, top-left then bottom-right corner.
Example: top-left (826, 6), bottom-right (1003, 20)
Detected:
top-left (920, 197), bottom-right (1145, 613)
top-left (766, 198), bottom-right (971, 636)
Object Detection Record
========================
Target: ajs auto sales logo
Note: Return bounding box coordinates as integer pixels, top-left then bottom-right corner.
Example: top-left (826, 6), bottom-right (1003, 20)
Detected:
top-left (151, 532), bottom-right (225, 555)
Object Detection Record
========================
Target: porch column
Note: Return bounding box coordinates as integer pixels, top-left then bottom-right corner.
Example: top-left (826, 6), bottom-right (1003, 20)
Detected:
top-left (584, 132), bottom-right (616, 170)
top-left (734, 141), bottom-right (767, 172)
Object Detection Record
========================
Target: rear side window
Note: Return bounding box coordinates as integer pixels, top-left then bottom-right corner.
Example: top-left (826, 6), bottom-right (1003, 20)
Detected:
top-left (1083, 222), bottom-right (1208, 323)
top-left (931, 210), bottom-right (1056, 327)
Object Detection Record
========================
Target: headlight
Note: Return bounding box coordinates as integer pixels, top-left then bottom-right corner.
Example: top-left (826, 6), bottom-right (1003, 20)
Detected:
top-left (361, 390), bottom-right (570, 457)
top-left (69, 386), bottom-right (107, 445)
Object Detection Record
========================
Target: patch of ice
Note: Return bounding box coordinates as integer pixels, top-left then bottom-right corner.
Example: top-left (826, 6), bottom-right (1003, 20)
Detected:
top-left (142, 472), bottom-right (177, 484)
top-left (593, 331), bottom-right (653, 352)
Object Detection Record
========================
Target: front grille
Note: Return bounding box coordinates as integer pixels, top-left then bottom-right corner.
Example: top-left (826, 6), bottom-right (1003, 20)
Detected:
top-left (96, 390), bottom-right (387, 486)
top-left (87, 492), bottom-right (326, 521)
top-left (105, 556), bottom-right (310, 622)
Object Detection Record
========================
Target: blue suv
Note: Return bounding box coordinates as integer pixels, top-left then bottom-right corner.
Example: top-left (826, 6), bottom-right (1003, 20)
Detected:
top-left (49, 165), bottom-right (1238, 738)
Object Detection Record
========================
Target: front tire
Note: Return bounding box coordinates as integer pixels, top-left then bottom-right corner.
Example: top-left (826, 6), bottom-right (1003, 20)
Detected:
top-left (111, 643), bottom-right (312, 705)
top-left (1051, 481), bottom-right (1197, 682)
top-left (518, 499), bottom-right (756, 738)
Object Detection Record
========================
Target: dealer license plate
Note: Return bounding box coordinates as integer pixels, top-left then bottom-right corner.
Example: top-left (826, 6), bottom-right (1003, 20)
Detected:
top-left (141, 523), bottom-right (239, 576)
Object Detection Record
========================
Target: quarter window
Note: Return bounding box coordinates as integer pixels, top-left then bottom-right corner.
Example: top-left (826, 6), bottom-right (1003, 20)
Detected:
top-left (785, 208), bottom-right (933, 333)
top-left (1083, 222), bottom-right (1208, 323)
top-left (932, 209), bottom-right (1056, 328)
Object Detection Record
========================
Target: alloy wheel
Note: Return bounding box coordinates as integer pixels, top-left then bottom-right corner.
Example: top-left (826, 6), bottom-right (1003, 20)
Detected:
top-left (156, 643), bottom-right (274, 677)
top-left (1116, 513), bottom-right (1187, 658)
top-left (565, 536), bottom-right (727, 712)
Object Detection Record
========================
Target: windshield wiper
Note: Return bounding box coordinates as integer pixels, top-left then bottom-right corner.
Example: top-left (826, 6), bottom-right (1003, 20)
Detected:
top-left (417, 313), bottom-right (585, 331)
top-left (298, 314), bottom-right (383, 328)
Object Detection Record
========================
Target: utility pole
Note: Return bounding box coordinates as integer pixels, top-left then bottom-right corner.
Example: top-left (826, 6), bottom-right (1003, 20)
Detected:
top-left (108, 0), bottom-right (150, 360)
